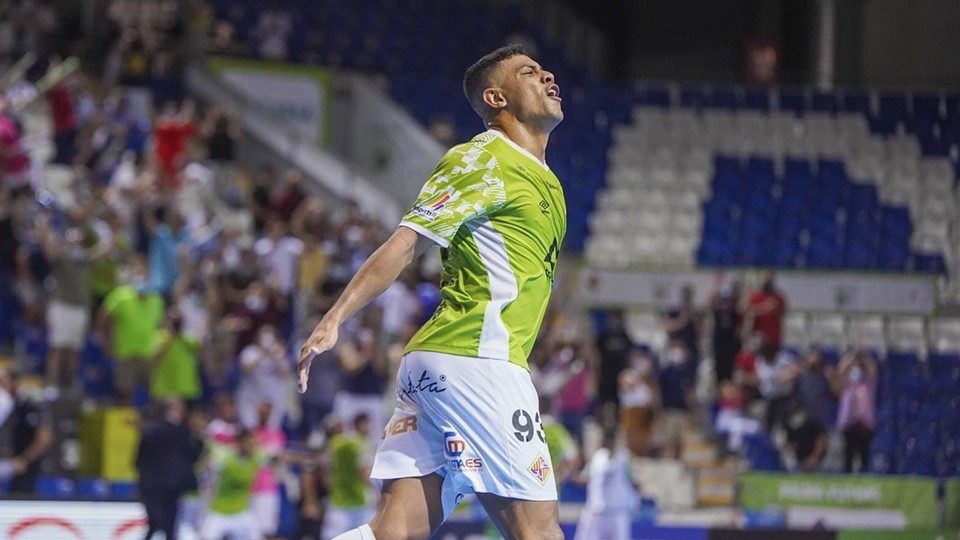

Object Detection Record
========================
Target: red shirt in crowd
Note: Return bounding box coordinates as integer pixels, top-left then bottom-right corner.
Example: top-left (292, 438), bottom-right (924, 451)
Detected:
top-left (47, 84), bottom-right (76, 133)
top-left (748, 288), bottom-right (786, 347)
top-left (154, 117), bottom-right (198, 186)
top-left (0, 114), bottom-right (29, 184)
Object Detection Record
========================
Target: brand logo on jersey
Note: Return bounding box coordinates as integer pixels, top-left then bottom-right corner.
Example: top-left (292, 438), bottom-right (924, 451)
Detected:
top-left (444, 431), bottom-right (466, 457)
top-left (539, 199), bottom-right (550, 214)
top-left (411, 187), bottom-right (455, 222)
top-left (383, 416), bottom-right (418, 439)
top-left (528, 453), bottom-right (551, 485)
top-left (444, 431), bottom-right (483, 471)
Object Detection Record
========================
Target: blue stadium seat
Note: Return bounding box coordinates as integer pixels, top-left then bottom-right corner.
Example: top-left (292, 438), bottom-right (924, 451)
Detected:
top-left (779, 89), bottom-right (807, 115)
top-left (811, 91), bottom-right (839, 114)
top-left (76, 477), bottom-right (111, 499)
top-left (743, 88), bottom-right (770, 111)
top-left (842, 92), bottom-right (870, 114)
top-left (36, 476), bottom-right (76, 498)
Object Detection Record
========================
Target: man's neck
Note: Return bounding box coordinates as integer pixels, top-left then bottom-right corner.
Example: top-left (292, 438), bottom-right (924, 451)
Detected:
top-left (487, 120), bottom-right (550, 164)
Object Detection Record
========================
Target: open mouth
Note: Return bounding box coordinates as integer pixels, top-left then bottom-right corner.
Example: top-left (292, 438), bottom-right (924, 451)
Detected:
top-left (547, 84), bottom-right (561, 101)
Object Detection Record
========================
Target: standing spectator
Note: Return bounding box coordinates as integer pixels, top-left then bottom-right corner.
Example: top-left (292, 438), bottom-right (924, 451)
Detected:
top-left (663, 283), bottom-right (702, 385)
top-left (297, 436), bottom-right (329, 540)
top-left (208, 393), bottom-right (240, 446)
top-left (136, 398), bottom-right (202, 540)
top-left (254, 218), bottom-right (304, 297)
top-left (149, 307), bottom-right (201, 401)
top-left (595, 310), bottom-right (634, 422)
top-left (143, 203), bottom-right (188, 300)
top-left (250, 164), bottom-right (276, 234)
top-left (252, 402), bottom-right (287, 539)
top-left (0, 368), bottom-right (53, 494)
top-left (539, 396), bottom-right (579, 488)
top-left (374, 269), bottom-right (419, 350)
top-left (202, 105), bottom-right (240, 163)
top-left (227, 280), bottom-right (286, 354)
top-left (47, 79), bottom-right (78, 165)
top-left (746, 271), bottom-right (787, 349)
top-left (333, 324), bottom-right (386, 447)
top-left (299, 331), bottom-right (341, 437)
top-left (618, 347), bottom-right (659, 457)
top-left (714, 380), bottom-right (759, 454)
top-left (549, 341), bottom-right (593, 445)
top-left (201, 429), bottom-right (267, 540)
top-left (755, 344), bottom-right (796, 432)
top-left (253, 0), bottom-right (292, 61)
top-left (658, 339), bottom-right (692, 459)
top-left (98, 258), bottom-right (165, 405)
top-left (734, 333), bottom-right (764, 402)
top-left (236, 324), bottom-right (292, 429)
top-left (0, 95), bottom-right (30, 190)
top-left (785, 402), bottom-right (827, 473)
top-left (786, 349), bottom-right (836, 430)
top-left (835, 348), bottom-right (877, 473)
top-left (323, 414), bottom-right (374, 540)
top-left (574, 429), bottom-right (638, 540)
top-left (38, 221), bottom-right (106, 392)
top-left (271, 168), bottom-right (308, 224)
top-left (153, 100), bottom-right (198, 189)
top-left (710, 279), bottom-right (742, 384)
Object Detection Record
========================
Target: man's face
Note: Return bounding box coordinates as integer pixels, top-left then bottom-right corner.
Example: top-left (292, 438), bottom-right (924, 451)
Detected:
top-left (488, 54), bottom-right (563, 129)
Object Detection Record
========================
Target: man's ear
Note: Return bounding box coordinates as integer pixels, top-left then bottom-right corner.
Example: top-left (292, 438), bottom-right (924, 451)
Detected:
top-left (482, 87), bottom-right (507, 110)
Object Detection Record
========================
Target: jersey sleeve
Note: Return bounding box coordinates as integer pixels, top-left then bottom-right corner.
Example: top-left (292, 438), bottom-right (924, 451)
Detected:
top-left (400, 144), bottom-right (507, 248)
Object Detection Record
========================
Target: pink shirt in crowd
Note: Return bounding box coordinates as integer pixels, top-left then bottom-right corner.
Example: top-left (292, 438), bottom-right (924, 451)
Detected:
top-left (253, 425), bottom-right (286, 493)
top-left (837, 376), bottom-right (877, 430)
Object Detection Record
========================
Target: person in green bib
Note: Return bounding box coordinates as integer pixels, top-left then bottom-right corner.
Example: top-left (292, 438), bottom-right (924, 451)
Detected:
top-left (200, 429), bottom-right (267, 540)
top-left (323, 413), bottom-right (374, 539)
top-left (97, 256), bottom-right (165, 405)
top-left (149, 307), bottom-right (201, 401)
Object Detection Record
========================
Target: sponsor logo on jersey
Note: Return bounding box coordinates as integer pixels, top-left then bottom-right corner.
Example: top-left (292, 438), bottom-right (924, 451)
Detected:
top-left (411, 187), bottom-right (455, 222)
top-left (444, 431), bottom-right (483, 471)
top-left (528, 453), bottom-right (551, 485)
top-left (383, 416), bottom-right (418, 439)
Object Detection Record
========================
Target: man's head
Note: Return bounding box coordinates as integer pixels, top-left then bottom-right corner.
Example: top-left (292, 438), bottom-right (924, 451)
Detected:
top-left (462, 44), bottom-right (563, 130)
top-left (257, 401), bottom-right (273, 427)
top-left (214, 393), bottom-right (237, 423)
top-left (237, 428), bottom-right (256, 457)
top-left (353, 412), bottom-right (370, 438)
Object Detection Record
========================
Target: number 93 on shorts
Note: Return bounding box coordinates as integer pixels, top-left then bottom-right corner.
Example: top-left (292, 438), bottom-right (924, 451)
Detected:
top-left (371, 350), bottom-right (558, 513)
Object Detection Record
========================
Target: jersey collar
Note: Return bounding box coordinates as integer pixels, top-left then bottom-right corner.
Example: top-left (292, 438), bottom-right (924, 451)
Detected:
top-left (486, 129), bottom-right (550, 170)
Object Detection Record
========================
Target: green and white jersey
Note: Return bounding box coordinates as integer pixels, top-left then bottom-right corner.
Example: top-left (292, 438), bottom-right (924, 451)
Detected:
top-left (400, 130), bottom-right (566, 370)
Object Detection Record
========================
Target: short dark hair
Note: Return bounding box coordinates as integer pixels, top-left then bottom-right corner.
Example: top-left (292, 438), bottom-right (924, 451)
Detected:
top-left (463, 44), bottom-right (527, 118)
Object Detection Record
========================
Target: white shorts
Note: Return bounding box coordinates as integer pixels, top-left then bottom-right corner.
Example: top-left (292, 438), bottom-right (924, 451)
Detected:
top-left (47, 300), bottom-right (89, 350)
top-left (372, 351), bottom-right (557, 520)
top-left (250, 490), bottom-right (280, 535)
top-left (322, 506), bottom-right (375, 540)
top-left (201, 511), bottom-right (262, 540)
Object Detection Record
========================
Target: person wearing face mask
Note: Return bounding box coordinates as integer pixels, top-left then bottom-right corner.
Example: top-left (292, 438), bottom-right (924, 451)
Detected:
top-left (227, 281), bottom-right (285, 355)
top-left (784, 402), bottom-right (826, 472)
top-left (98, 256), bottom-right (166, 405)
top-left (148, 307), bottom-right (201, 401)
top-left (236, 325), bottom-right (292, 429)
top-left (835, 348), bottom-right (878, 473)
top-left (618, 347), bottom-right (659, 457)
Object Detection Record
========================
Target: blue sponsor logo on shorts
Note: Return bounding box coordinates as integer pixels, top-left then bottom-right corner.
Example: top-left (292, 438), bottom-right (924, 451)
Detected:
top-left (443, 431), bottom-right (466, 457)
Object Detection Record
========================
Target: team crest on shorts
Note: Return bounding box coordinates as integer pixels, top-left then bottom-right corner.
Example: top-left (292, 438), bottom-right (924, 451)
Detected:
top-left (528, 453), bottom-right (551, 485)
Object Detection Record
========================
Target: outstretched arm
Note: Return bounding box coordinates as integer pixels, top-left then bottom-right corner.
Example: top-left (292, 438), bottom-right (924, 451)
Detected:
top-left (297, 225), bottom-right (432, 391)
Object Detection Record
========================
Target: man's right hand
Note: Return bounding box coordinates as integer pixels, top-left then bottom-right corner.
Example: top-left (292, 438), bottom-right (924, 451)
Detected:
top-left (298, 318), bottom-right (339, 393)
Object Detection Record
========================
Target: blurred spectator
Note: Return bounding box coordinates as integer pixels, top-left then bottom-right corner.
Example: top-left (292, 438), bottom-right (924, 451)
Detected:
top-left (202, 105), bottom-right (240, 163)
top-left (297, 432), bottom-right (330, 540)
top-left (236, 324), bottom-right (292, 429)
top-left (136, 398), bottom-right (202, 540)
top-left (574, 429), bottom-right (638, 540)
top-left (252, 0), bottom-right (292, 61)
top-left (97, 257), bottom-right (165, 405)
top-left (142, 203), bottom-right (188, 299)
top-left (47, 79), bottom-right (78, 165)
top-left (207, 393), bottom-right (240, 446)
top-left (227, 280), bottom-right (285, 354)
top-left (618, 347), bottom-right (658, 457)
top-left (658, 338), bottom-right (691, 459)
top-left (552, 341), bottom-right (593, 444)
top-left (323, 413), bottom-right (374, 540)
top-left (153, 100), bottom-right (198, 189)
top-left (835, 348), bottom-right (878, 473)
top-left (426, 113), bottom-right (456, 147)
top-left (785, 402), bottom-right (827, 473)
top-left (0, 367), bottom-right (53, 494)
top-left (250, 164), bottom-right (277, 233)
top-left (746, 271), bottom-right (787, 349)
top-left (254, 217), bottom-right (304, 297)
top-left (755, 343), bottom-right (796, 432)
top-left (710, 278), bottom-right (742, 384)
top-left (785, 349), bottom-right (836, 430)
top-left (333, 324), bottom-right (386, 446)
top-left (37, 219), bottom-right (107, 392)
top-left (595, 310), bottom-right (633, 423)
top-left (663, 283), bottom-right (702, 384)
top-left (374, 269), bottom-right (419, 350)
top-left (0, 94), bottom-right (30, 190)
top-left (252, 401), bottom-right (287, 538)
top-left (148, 307), bottom-right (201, 401)
top-left (714, 380), bottom-right (759, 454)
top-left (539, 395), bottom-right (579, 487)
top-left (734, 333), bottom-right (763, 402)
top-left (201, 428), bottom-right (266, 540)
top-left (271, 168), bottom-right (307, 224)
